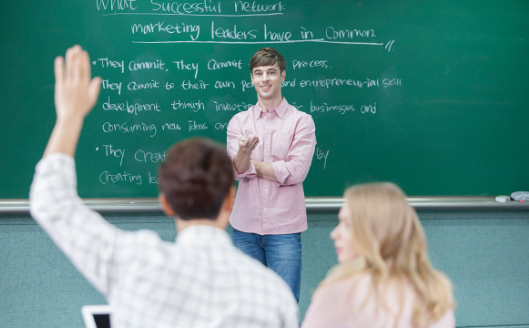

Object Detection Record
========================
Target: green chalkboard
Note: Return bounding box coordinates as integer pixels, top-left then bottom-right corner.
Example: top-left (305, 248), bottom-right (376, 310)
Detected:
top-left (1, 0), bottom-right (529, 198)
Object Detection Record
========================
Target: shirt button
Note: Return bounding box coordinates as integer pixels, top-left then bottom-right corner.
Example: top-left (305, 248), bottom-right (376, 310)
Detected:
top-left (264, 207), bottom-right (267, 210)
top-left (265, 189), bottom-right (268, 192)
top-left (265, 153), bottom-right (269, 156)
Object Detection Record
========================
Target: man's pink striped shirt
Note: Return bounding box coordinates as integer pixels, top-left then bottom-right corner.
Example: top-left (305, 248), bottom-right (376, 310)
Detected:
top-left (227, 98), bottom-right (317, 235)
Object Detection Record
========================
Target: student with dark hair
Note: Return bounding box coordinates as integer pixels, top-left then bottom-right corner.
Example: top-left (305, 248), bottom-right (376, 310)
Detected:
top-left (227, 48), bottom-right (317, 303)
top-left (30, 45), bottom-right (298, 328)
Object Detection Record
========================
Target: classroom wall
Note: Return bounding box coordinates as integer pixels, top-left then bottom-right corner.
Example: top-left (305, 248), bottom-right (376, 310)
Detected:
top-left (1, 210), bottom-right (528, 328)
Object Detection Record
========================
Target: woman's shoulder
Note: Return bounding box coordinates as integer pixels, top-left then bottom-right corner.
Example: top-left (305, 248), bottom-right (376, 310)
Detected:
top-left (306, 273), bottom-right (451, 328)
top-left (301, 276), bottom-right (360, 328)
top-left (317, 273), bottom-right (372, 299)
top-left (306, 275), bottom-right (373, 314)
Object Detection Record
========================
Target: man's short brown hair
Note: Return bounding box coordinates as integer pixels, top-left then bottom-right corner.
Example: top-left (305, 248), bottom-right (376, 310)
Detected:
top-left (250, 48), bottom-right (286, 73)
top-left (158, 138), bottom-right (233, 220)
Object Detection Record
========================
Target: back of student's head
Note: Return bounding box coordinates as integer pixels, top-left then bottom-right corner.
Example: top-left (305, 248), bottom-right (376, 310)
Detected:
top-left (158, 138), bottom-right (233, 220)
top-left (320, 182), bottom-right (454, 327)
top-left (250, 47), bottom-right (287, 73)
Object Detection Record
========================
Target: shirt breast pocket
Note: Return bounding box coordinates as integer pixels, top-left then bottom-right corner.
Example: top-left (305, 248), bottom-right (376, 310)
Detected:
top-left (272, 132), bottom-right (294, 161)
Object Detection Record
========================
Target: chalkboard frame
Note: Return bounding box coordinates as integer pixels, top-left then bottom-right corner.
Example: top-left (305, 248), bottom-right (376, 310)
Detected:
top-left (2, 197), bottom-right (529, 214)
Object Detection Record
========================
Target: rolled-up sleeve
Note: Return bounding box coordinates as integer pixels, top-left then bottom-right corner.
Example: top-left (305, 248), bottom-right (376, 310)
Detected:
top-left (272, 115), bottom-right (316, 186)
top-left (227, 114), bottom-right (257, 180)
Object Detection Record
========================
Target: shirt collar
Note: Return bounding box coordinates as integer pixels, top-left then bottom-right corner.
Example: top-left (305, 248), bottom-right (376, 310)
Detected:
top-left (176, 225), bottom-right (232, 246)
top-left (254, 98), bottom-right (289, 120)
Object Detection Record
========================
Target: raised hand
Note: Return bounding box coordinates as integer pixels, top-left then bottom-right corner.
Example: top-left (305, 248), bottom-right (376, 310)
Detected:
top-left (232, 136), bottom-right (260, 174)
top-left (43, 45), bottom-right (101, 157)
top-left (54, 45), bottom-right (101, 122)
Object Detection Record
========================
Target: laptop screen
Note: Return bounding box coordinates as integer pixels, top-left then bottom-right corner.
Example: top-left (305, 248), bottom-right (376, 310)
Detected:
top-left (92, 314), bottom-right (111, 328)
top-left (81, 305), bottom-right (112, 328)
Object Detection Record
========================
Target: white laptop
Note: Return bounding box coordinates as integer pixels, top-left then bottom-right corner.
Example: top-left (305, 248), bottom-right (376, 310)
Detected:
top-left (81, 305), bottom-right (112, 328)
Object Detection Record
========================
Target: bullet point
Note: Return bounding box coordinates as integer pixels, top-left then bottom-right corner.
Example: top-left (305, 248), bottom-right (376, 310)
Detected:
top-left (96, 147), bottom-right (99, 151)
top-left (92, 61), bottom-right (96, 65)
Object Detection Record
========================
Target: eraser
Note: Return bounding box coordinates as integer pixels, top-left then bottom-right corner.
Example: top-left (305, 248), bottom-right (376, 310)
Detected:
top-left (511, 191), bottom-right (529, 201)
top-left (240, 136), bottom-right (247, 142)
top-left (495, 195), bottom-right (511, 203)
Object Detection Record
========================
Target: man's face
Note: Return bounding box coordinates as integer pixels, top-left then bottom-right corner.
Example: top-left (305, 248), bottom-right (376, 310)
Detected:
top-left (250, 63), bottom-right (286, 102)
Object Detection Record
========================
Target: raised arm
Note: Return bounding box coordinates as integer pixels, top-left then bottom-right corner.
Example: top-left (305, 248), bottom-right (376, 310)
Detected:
top-left (30, 45), bottom-right (135, 296)
top-left (226, 116), bottom-right (260, 179)
top-left (233, 136), bottom-right (260, 174)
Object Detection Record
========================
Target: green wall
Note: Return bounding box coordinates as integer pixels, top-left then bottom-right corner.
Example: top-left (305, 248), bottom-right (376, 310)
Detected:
top-left (1, 210), bottom-right (529, 327)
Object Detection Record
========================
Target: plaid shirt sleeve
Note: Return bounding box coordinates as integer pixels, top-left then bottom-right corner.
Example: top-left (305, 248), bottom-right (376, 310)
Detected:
top-left (29, 153), bottom-right (139, 296)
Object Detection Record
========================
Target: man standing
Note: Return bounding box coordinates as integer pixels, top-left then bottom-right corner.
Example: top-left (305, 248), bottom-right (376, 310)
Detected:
top-left (30, 45), bottom-right (298, 328)
top-left (227, 48), bottom-right (317, 303)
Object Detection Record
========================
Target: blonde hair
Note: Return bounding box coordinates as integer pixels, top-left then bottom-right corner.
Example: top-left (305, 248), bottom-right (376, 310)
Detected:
top-left (315, 183), bottom-right (454, 327)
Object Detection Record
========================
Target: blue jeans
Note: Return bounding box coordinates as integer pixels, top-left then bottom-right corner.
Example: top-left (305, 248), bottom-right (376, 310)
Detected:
top-left (231, 228), bottom-right (302, 303)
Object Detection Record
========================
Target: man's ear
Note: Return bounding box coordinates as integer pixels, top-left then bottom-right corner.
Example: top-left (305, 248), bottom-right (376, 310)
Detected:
top-left (281, 70), bottom-right (286, 82)
top-left (222, 185), bottom-right (236, 213)
top-left (159, 193), bottom-right (176, 216)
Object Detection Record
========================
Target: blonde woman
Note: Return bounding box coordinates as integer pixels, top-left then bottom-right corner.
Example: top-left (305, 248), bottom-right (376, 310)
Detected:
top-left (302, 183), bottom-right (455, 328)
